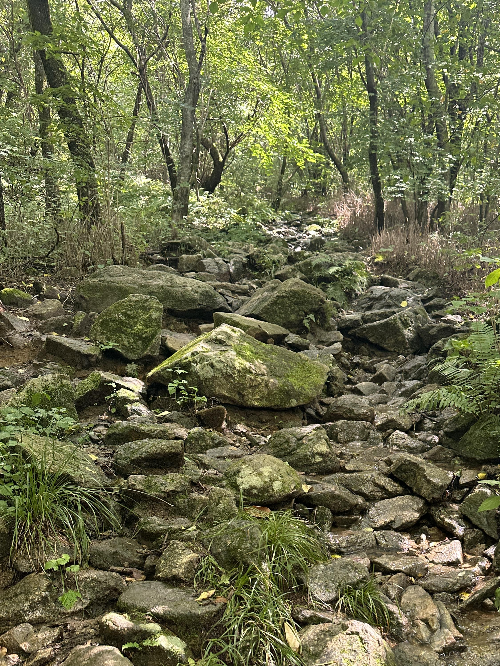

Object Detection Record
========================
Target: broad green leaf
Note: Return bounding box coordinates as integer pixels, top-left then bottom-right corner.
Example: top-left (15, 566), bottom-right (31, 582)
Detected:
top-left (478, 495), bottom-right (500, 511)
top-left (485, 268), bottom-right (500, 288)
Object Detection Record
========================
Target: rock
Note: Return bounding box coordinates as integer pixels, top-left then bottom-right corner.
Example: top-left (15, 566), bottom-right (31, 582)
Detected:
top-left (327, 530), bottom-right (377, 554)
top-left (418, 566), bottom-right (476, 593)
top-left (0, 623), bottom-right (60, 656)
top-left (389, 454), bottom-right (453, 501)
top-left (90, 294), bottom-right (163, 360)
top-left (427, 540), bottom-right (463, 566)
top-left (0, 288), bottom-right (32, 307)
top-left (203, 518), bottom-right (263, 569)
top-left (371, 554), bottom-right (428, 578)
top-left (264, 426), bottom-right (340, 474)
top-left (372, 363), bottom-right (397, 384)
top-left (429, 504), bottom-right (471, 539)
top-left (366, 496), bottom-right (427, 530)
top-left (386, 430), bottom-right (428, 454)
top-left (354, 307), bottom-right (429, 354)
top-left (400, 585), bottom-right (440, 633)
top-left (89, 537), bottom-right (146, 570)
top-left (355, 286), bottom-right (422, 312)
top-left (8, 373), bottom-right (77, 419)
top-left (184, 428), bottom-right (228, 454)
top-left (300, 620), bottom-right (396, 666)
top-left (353, 381), bottom-right (379, 396)
top-left (324, 472), bottom-right (404, 501)
top-left (75, 372), bottom-right (146, 411)
top-left (99, 612), bottom-right (162, 646)
top-left (460, 487), bottom-right (499, 538)
top-left (75, 265), bottom-right (229, 319)
top-left (460, 575), bottom-right (500, 608)
top-left (147, 325), bottom-right (328, 409)
top-left (27, 300), bottom-right (65, 320)
top-left (393, 642), bottom-right (441, 666)
top-left (450, 414), bottom-right (500, 461)
top-left (301, 482), bottom-right (366, 513)
top-left (135, 516), bottom-right (192, 548)
top-left (237, 278), bottom-right (333, 333)
top-left (14, 433), bottom-right (108, 487)
top-left (104, 421), bottom-right (187, 447)
top-left (374, 407), bottom-right (417, 432)
top-left (44, 336), bottom-right (101, 369)
top-left (323, 395), bottom-right (375, 423)
top-left (197, 405), bottom-right (227, 429)
top-left (307, 559), bottom-right (370, 604)
top-left (155, 541), bottom-right (200, 583)
top-left (205, 487), bottom-right (238, 525)
top-left (224, 454), bottom-right (302, 504)
top-left (213, 312), bottom-right (290, 343)
top-left (113, 438), bottom-right (184, 475)
top-left (325, 420), bottom-right (381, 445)
top-left (161, 330), bottom-right (197, 354)
top-left (126, 474), bottom-right (190, 500)
top-left (117, 581), bottom-right (222, 638)
top-left (123, 632), bottom-right (193, 666)
top-left (61, 645), bottom-right (133, 666)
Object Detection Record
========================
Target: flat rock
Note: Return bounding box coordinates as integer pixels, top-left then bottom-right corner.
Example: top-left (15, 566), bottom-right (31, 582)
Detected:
top-left (418, 565), bottom-right (476, 593)
top-left (61, 645), bottom-right (133, 666)
top-left (224, 454), bottom-right (302, 504)
top-left (389, 454), bottom-right (453, 502)
top-left (114, 439), bottom-right (184, 475)
top-left (104, 421), bottom-right (187, 447)
top-left (323, 395), bottom-right (375, 422)
top-left (451, 414), bottom-right (500, 461)
top-left (44, 335), bottom-right (101, 368)
top-left (89, 537), bottom-right (146, 570)
top-left (147, 324), bottom-right (328, 409)
top-left (301, 482), bottom-right (366, 513)
top-left (264, 426), bottom-right (340, 474)
top-left (75, 265), bottom-right (229, 319)
top-left (371, 554), bottom-right (428, 578)
top-left (213, 312), bottom-right (290, 342)
top-left (307, 559), bottom-right (370, 604)
top-left (460, 575), bottom-right (500, 608)
top-left (426, 540), bottom-right (463, 566)
top-left (324, 472), bottom-right (404, 501)
top-left (366, 496), bottom-right (427, 530)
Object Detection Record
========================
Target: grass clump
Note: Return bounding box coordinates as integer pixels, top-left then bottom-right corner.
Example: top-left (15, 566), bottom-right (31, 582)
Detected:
top-left (335, 578), bottom-right (392, 629)
top-left (195, 511), bottom-right (327, 666)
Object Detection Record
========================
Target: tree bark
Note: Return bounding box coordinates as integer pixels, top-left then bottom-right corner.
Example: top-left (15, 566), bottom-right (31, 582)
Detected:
top-left (119, 80), bottom-right (142, 176)
top-left (272, 155), bottom-right (287, 211)
top-left (0, 174), bottom-right (5, 233)
top-left (199, 136), bottom-right (226, 193)
top-left (27, 0), bottom-right (101, 231)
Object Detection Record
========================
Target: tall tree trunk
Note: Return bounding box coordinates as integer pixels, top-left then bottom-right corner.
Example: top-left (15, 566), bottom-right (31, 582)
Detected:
top-left (119, 81), bottom-right (142, 177)
top-left (34, 51), bottom-right (62, 226)
top-left (0, 174), bottom-right (5, 234)
top-left (171, 0), bottom-right (206, 224)
top-left (272, 156), bottom-right (287, 211)
top-left (27, 0), bottom-right (101, 231)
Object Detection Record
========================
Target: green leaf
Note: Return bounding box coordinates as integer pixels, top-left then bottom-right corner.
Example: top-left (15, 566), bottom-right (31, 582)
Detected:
top-left (485, 268), bottom-right (500, 288)
top-left (477, 495), bottom-right (500, 512)
top-left (58, 590), bottom-right (82, 610)
top-left (355, 16), bottom-right (363, 27)
top-left (209, 1), bottom-right (218, 13)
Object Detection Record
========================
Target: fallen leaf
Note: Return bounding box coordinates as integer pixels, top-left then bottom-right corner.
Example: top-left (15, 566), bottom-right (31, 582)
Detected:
top-left (244, 506), bottom-right (271, 518)
top-left (477, 472), bottom-right (487, 480)
top-left (196, 589), bottom-right (216, 602)
top-left (284, 621), bottom-right (301, 653)
top-left (215, 596), bottom-right (228, 604)
top-left (301, 484), bottom-right (312, 493)
top-left (400, 300), bottom-right (408, 307)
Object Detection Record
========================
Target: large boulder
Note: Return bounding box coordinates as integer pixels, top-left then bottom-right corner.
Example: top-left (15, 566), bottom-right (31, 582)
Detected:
top-left (147, 325), bottom-right (328, 409)
top-left (90, 294), bottom-right (163, 360)
top-left (75, 265), bottom-right (229, 319)
top-left (7, 373), bottom-right (77, 419)
top-left (389, 454), bottom-right (453, 502)
top-left (353, 307), bottom-right (429, 354)
top-left (354, 286), bottom-right (422, 312)
top-left (236, 278), bottom-right (334, 333)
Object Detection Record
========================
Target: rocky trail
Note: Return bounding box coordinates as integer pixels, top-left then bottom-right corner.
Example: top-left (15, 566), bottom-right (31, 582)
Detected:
top-left (0, 219), bottom-right (498, 666)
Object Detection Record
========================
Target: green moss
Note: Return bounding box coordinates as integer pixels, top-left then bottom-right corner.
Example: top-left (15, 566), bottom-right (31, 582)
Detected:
top-left (147, 331), bottom-right (212, 380)
top-left (0, 288), bottom-right (32, 306)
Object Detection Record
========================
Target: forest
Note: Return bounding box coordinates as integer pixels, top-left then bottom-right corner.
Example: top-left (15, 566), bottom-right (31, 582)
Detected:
top-left (1, 2), bottom-right (500, 666)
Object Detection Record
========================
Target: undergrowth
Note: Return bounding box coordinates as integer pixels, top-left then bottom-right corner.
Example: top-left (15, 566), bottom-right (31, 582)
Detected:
top-left (336, 579), bottom-right (392, 629)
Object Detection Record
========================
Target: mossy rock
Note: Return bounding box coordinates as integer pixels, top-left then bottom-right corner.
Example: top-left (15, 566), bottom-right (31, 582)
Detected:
top-left (90, 294), bottom-right (163, 360)
top-left (147, 324), bottom-right (328, 409)
top-left (0, 288), bottom-right (32, 307)
top-left (451, 414), bottom-right (500, 461)
top-left (224, 453), bottom-right (303, 504)
top-left (8, 373), bottom-right (77, 420)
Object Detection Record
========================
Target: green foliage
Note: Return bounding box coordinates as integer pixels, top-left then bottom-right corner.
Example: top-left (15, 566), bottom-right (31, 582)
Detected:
top-left (335, 578), bottom-right (392, 629)
top-left (404, 321), bottom-right (500, 417)
top-left (165, 368), bottom-right (208, 411)
top-left (478, 479), bottom-right (500, 512)
top-left (196, 511), bottom-right (327, 666)
top-left (44, 553), bottom-right (82, 610)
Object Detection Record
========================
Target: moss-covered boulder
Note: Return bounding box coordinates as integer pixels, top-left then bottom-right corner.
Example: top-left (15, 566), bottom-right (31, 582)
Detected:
top-left (15, 433), bottom-right (108, 487)
top-left (75, 265), bottom-right (229, 319)
top-left (8, 373), bottom-right (77, 419)
top-left (263, 425), bottom-right (340, 474)
top-left (353, 307), bottom-right (429, 354)
top-left (213, 312), bottom-right (290, 342)
top-left (224, 453), bottom-right (303, 504)
top-left (0, 288), bottom-right (32, 307)
top-left (236, 278), bottom-right (334, 333)
top-left (90, 294), bottom-right (162, 360)
top-left (450, 414), bottom-right (500, 461)
top-left (147, 325), bottom-right (328, 409)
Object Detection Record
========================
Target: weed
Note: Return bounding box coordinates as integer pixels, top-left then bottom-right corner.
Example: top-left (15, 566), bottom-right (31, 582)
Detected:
top-left (335, 578), bottom-right (392, 629)
top-left (45, 553), bottom-right (82, 609)
top-left (165, 368), bottom-right (207, 411)
top-left (125, 362), bottom-right (139, 378)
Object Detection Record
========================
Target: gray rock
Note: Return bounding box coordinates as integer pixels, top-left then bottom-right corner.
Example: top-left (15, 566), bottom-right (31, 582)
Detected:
top-left (117, 581), bottom-right (222, 634)
top-left (8, 373), bottom-right (77, 419)
top-left (104, 421), bottom-right (187, 447)
top-left (366, 496), bottom-right (427, 530)
top-left (155, 541), bottom-right (200, 583)
top-left (354, 307), bottom-right (429, 354)
top-left (147, 325), bottom-right (328, 409)
top-left (213, 312), bottom-right (290, 343)
top-left (89, 538), bottom-right (146, 570)
top-left (184, 428), bottom-right (229, 454)
top-left (161, 330), bottom-right (197, 354)
top-left (372, 363), bottom-right (397, 384)
top-left (327, 530), bottom-right (378, 554)
top-left (387, 430), bottom-right (430, 454)
top-left (460, 575), bottom-right (500, 608)
top-left (224, 454), bottom-right (302, 504)
top-left (355, 287), bottom-right (422, 312)
top-left (400, 585), bottom-right (440, 633)
top-left (375, 531), bottom-right (414, 551)
top-left (324, 472), bottom-right (404, 501)
top-left (75, 265), bottom-right (229, 318)
top-left (418, 565), bottom-right (476, 593)
top-left (323, 395), bottom-right (375, 422)
top-left (451, 414), bottom-right (500, 461)
top-left (99, 612), bottom-right (162, 646)
top-left (393, 642), bottom-right (441, 666)
top-left (123, 631), bottom-right (193, 666)
top-left (429, 504), bottom-right (471, 539)
top-left (44, 336), bottom-right (101, 369)
top-left (307, 559), bottom-right (370, 604)
top-left (426, 540), bottom-right (463, 566)
top-left (237, 278), bottom-right (334, 333)
top-left (371, 554), bottom-right (428, 578)
top-left (325, 420), bottom-right (381, 445)
top-left (300, 620), bottom-right (396, 666)
top-left (203, 518), bottom-right (262, 570)
top-left (90, 294), bottom-right (163, 360)
top-left (61, 645), bottom-right (133, 666)
top-left (389, 453), bottom-right (453, 502)
top-left (301, 482), bottom-right (366, 513)
top-left (27, 299), bottom-right (65, 320)
top-left (460, 487), bottom-right (499, 538)
top-left (264, 426), bottom-right (340, 474)
top-left (353, 381), bottom-right (380, 396)
top-left (114, 439), bottom-right (184, 475)
top-left (374, 407), bottom-right (417, 432)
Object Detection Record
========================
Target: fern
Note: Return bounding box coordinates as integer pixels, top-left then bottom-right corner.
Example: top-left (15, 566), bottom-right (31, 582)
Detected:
top-left (404, 321), bottom-right (500, 416)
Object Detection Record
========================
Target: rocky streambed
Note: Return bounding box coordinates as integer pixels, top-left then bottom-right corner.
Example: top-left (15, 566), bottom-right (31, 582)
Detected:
top-left (0, 226), bottom-right (498, 666)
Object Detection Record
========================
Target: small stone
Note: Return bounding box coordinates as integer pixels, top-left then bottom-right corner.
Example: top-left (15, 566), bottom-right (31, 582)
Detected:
top-left (307, 559), bottom-right (370, 604)
top-left (155, 541), bottom-right (200, 583)
top-left (366, 496), bottom-right (427, 530)
top-left (371, 554), bottom-right (428, 578)
top-left (426, 540), bottom-right (463, 566)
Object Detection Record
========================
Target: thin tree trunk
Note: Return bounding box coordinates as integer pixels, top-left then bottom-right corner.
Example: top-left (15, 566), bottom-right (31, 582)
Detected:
top-left (34, 51), bottom-right (62, 225)
top-left (119, 80), bottom-right (142, 177)
top-left (0, 174), bottom-right (5, 233)
top-left (27, 0), bottom-right (101, 231)
top-left (272, 156), bottom-right (287, 211)
top-left (199, 136), bottom-right (226, 193)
